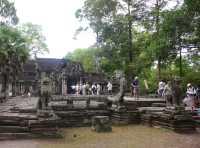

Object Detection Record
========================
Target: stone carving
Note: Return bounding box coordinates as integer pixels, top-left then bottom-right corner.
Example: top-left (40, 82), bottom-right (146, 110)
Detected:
top-left (172, 78), bottom-right (182, 106)
top-left (108, 71), bottom-right (126, 104)
top-left (91, 116), bottom-right (112, 132)
top-left (39, 76), bottom-right (52, 109)
top-left (164, 78), bottom-right (182, 107)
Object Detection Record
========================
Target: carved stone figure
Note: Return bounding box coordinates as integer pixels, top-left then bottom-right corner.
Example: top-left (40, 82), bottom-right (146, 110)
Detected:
top-left (163, 81), bottom-right (173, 107)
top-left (108, 71), bottom-right (126, 104)
top-left (172, 78), bottom-right (182, 106)
top-left (39, 76), bottom-right (52, 109)
top-left (163, 78), bottom-right (182, 107)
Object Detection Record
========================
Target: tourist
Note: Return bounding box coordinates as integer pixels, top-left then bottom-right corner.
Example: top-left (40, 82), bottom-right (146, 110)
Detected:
top-left (157, 80), bottom-right (165, 97)
top-left (163, 81), bottom-right (173, 106)
top-left (186, 83), bottom-right (196, 110)
top-left (131, 76), bottom-right (139, 99)
top-left (107, 81), bottom-right (112, 95)
top-left (79, 83), bottom-right (83, 95)
top-left (97, 83), bottom-right (101, 95)
top-left (71, 85), bottom-right (76, 94)
top-left (91, 83), bottom-right (96, 95)
top-left (8, 91), bottom-right (12, 97)
top-left (75, 83), bottom-right (80, 95)
top-left (82, 83), bottom-right (86, 95)
top-left (85, 82), bottom-right (90, 95)
top-left (28, 92), bottom-right (31, 97)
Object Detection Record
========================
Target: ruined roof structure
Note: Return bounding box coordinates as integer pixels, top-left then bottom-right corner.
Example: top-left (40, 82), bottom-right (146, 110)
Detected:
top-left (17, 58), bottom-right (85, 83)
top-left (36, 58), bottom-right (64, 73)
top-left (16, 58), bottom-right (107, 95)
top-left (57, 59), bottom-right (84, 77)
top-left (18, 60), bottom-right (37, 82)
top-left (83, 72), bottom-right (107, 84)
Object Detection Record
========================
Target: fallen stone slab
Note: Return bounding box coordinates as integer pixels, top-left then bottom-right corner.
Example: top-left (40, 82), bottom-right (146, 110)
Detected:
top-left (0, 126), bottom-right (29, 133)
top-left (92, 116), bottom-right (112, 132)
top-left (0, 132), bottom-right (63, 140)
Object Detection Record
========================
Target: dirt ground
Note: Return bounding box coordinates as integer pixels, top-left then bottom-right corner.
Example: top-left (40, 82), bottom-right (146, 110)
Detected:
top-left (1, 125), bottom-right (200, 148)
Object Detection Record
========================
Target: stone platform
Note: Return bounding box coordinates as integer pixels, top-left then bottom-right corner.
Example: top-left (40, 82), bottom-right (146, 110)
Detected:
top-left (0, 97), bottom-right (62, 140)
top-left (0, 95), bottom-right (196, 139)
top-left (0, 96), bottom-right (39, 113)
top-left (124, 97), bottom-right (165, 107)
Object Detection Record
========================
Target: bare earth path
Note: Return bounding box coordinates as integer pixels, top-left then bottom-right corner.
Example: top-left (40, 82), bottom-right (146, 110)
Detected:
top-left (0, 125), bottom-right (200, 148)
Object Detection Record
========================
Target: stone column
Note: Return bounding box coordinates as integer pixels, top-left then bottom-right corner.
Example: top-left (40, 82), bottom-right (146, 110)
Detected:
top-left (62, 78), bottom-right (67, 96)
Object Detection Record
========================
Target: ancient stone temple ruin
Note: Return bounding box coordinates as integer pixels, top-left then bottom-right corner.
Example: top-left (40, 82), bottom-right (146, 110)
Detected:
top-left (3, 58), bottom-right (97, 96)
top-left (0, 59), bottom-right (198, 140)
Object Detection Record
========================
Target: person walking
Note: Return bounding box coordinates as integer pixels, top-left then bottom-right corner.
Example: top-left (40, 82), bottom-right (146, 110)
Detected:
top-left (82, 83), bottom-right (86, 96)
top-left (97, 83), bottom-right (101, 95)
top-left (75, 83), bottom-right (80, 95)
top-left (186, 83), bottom-right (196, 110)
top-left (157, 80), bottom-right (165, 97)
top-left (163, 81), bottom-right (173, 107)
top-left (91, 83), bottom-right (96, 95)
top-left (107, 81), bottom-right (112, 95)
top-left (131, 76), bottom-right (139, 99)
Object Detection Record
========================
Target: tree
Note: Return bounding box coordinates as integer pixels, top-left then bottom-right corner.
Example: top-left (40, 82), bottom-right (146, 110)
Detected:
top-left (0, 25), bottom-right (29, 98)
top-left (19, 23), bottom-right (49, 58)
top-left (144, 0), bottom-right (182, 80)
top-left (0, 0), bottom-right (18, 25)
top-left (65, 48), bottom-right (99, 73)
top-left (76, 0), bottom-right (148, 63)
top-left (71, 0), bottom-right (200, 94)
top-left (75, 0), bottom-right (117, 44)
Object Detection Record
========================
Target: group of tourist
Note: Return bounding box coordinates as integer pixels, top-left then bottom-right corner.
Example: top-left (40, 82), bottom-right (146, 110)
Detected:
top-left (183, 83), bottom-right (200, 110)
top-left (72, 81), bottom-right (113, 96)
top-left (157, 80), bottom-right (200, 109)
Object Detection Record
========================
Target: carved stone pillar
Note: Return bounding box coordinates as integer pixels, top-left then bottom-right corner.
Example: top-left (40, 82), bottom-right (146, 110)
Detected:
top-left (62, 78), bottom-right (67, 96)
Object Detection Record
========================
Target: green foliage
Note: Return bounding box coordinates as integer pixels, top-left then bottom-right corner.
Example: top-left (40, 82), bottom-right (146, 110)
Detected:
top-left (72, 0), bottom-right (200, 94)
top-left (0, 25), bottom-right (29, 73)
top-left (65, 48), bottom-right (99, 73)
top-left (19, 23), bottom-right (49, 58)
top-left (0, 25), bottom-right (29, 96)
top-left (0, 0), bottom-right (18, 25)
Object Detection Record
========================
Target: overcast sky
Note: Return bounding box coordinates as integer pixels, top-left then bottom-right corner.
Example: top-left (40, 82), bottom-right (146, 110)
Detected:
top-left (13, 0), bottom-right (96, 58)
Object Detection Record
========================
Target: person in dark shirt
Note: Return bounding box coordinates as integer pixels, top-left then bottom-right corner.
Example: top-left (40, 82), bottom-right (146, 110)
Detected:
top-left (131, 76), bottom-right (139, 99)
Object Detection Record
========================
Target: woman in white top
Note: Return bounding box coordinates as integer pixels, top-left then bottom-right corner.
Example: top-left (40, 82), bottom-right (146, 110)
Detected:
top-left (97, 84), bottom-right (101, 95)
top-left (162, 81), bottom-right (173, 106)
top-left (107, 82), bottom-right (112, 95)
top-left (184, 83), bottom-right (196, 110)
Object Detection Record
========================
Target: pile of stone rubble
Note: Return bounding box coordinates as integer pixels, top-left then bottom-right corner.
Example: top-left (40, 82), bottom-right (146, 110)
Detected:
top-left (110, 102), bottom-right (140, 125)
top-left (141, 106), bottom-right (196, 132)
top-left (0, 97), bottom-right (62, 140)
top-left (92, 116), bottom-right (112, 132)
top-left (0, 113), bottom-right (62, 140)
top-left (50, 97), bottom-right (111, 127)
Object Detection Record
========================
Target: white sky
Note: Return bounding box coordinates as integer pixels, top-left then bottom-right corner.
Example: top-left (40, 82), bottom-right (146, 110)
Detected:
top-left (13, 0), bottom-right (96, 58)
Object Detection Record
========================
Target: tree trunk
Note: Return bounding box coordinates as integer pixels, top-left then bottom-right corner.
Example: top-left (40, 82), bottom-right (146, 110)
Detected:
top-left (158, 56), bottom-right (161, 81)
top-left (128, 0), bottom-right (133, 62)
top-left (12, 79), bottom-right (17, 97)
top-left (179, 47), bottom-right (182, 77)
top-left (1, 74), bottom-right (8, 100)
top-left (156, 0), bottom-right (161, 81)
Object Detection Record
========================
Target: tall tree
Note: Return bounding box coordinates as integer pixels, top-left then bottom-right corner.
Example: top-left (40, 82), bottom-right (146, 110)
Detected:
top-left (65, 48), bottom-right (99, 73)
top-left (76, 0), bottom-right (148, 63)
top-left (145, 0), bottom-right (182, 80)
top-left (75, 0), bottom-right (117, 45)
top-left (0, 0), bottom-right (18, 25)
top-left (120, 0), bottom-right (147, 61)
top-left (0, 25), bottom-right (29, 98)
top-left (19, 23), bottom-right (49, 58)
